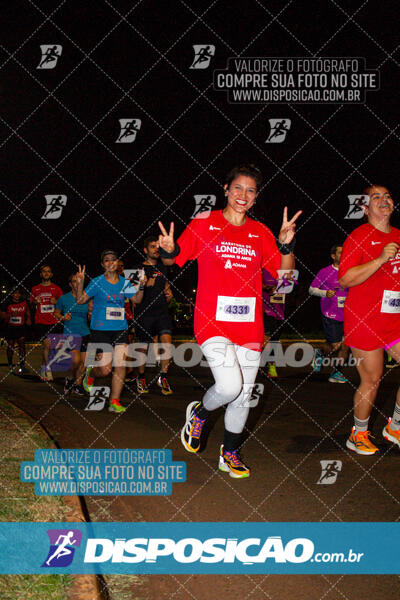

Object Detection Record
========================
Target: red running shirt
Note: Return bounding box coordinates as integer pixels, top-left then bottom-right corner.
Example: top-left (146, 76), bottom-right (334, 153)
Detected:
top-left (30, 283), bottom-right (63, 325)
top-left (4, 301), bottom-right (29, 326)
top-left (176, 210), bottom-right (281, 351)
top-left (339, 223), bottom-right (400, 350)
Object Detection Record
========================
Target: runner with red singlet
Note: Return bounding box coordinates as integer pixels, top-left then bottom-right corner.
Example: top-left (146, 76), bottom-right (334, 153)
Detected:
top-left (339, 185), bottom-right (400, 454)
top-left (30, 265), bottom-right (63, 381)
top-left (0, 287), bottom-right (31, 375)
top-left (158, 164), bottom-right (301, 478)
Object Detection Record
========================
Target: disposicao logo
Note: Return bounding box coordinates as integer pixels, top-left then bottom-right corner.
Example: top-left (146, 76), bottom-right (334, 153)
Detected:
top-left (42, 529), bottom-right (82, 567)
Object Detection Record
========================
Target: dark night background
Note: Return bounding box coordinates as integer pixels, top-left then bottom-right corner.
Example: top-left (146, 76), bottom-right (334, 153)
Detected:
top-left (1, 0), bottom-right (399, 335)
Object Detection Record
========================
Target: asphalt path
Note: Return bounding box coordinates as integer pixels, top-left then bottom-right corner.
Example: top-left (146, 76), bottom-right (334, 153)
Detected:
top-left (1, 345), bottom-right (399, 599)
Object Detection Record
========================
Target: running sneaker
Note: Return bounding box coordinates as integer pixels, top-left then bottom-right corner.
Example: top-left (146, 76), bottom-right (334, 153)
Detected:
top-left (17, 366), bottom-right (28, 376)
top-left (181, 401), bottom-right (206, 453)
top-left (45, 365), bottom-right (53, 381)
top-left (72, 383), bottom-right (85, 396)
top-left (219, 444), bottom-right (250, 478)
top-left (40, 365), bottom-right (47, 381)
top-left (267, 363), bottom-right (278, 378)
top-left (64, 377), bottom-right (74, 395)
top-left (108, 399), bottom-right (126, 413)
top-left (311, 348), bottom-right (323, 373)
top-left (328, 371), bottom-right (348, 384)
top-left (346, 427), bottom-right (379, 455)
top-left (157, 374), bottom-right (173, 395)
top-left (136, 376), bottom-right (149, 394)
top-left (83, 367), bottom-right (95, 393)
top-left (382, 418), bottom-right (400, 448)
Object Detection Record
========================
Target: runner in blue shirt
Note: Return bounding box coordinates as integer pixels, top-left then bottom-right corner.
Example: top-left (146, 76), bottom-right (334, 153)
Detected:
top-left (55, 273), bottom-right (92, 396)
top-left (76, 250), bottom-right (146, 413)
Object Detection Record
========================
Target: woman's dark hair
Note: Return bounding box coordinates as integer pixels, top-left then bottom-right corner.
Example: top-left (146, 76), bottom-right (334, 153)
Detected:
top-left (225, 164), bottom-right (263, 190)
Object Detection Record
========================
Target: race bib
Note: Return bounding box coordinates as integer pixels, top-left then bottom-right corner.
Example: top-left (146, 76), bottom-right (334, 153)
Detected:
top-left (381, 290), bottom-right (400, 313)
top-left (10, 316), bottom-right (22, 324)
top-left (41, 304), bottom-right (54, 313)
top-left (337, 296), bottom-right (346, 308)
top-left (270, 293), bottom-right (285, 305)
top-left (216, 296), bottom-right (256, 322)
top-left (106, 307), bottom-right (125, 320)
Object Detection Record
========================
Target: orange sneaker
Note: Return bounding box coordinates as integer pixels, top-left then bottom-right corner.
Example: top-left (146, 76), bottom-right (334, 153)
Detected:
top-left (382, 418), bottom-right (400, 448)
top-left (346, 427), bottom-right (379, 455)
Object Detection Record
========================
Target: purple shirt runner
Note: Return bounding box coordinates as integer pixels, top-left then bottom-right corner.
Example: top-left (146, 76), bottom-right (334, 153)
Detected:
top-left (262, 269), bottom-right (285, 320)
top-left (311, 265), bottom-right (349, 321)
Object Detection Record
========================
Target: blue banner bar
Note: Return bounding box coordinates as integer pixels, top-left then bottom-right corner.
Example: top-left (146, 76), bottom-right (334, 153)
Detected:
top-left (0, 522), bottom-right (398, 574)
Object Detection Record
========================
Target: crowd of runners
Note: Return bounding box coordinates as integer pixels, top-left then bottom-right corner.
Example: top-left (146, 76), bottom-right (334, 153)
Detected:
top-left (1, 165), bottom-right (400, 476)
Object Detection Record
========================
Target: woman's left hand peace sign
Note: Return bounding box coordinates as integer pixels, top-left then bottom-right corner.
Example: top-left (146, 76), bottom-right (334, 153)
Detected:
top-left (158, 221), bottom-right (175, 253)
top-left (278, 207), bottom-right (302, 244)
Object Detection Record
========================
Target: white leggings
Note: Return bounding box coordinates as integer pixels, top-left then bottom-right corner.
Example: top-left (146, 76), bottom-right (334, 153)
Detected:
top-left (200, 336), bottom-right (261, 434)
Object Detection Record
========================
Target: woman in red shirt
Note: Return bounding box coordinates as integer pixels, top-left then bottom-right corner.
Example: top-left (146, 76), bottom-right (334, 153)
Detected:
top-left (339, 185), bottom-right (400, 454)
top-left (158, 164), bottom-right (301, 478)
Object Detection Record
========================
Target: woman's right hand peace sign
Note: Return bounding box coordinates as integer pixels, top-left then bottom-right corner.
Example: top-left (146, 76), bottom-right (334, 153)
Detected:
top-left (76, 264), bottom-right (86, 285)
top-left (158, 221), bottom-right (175, 253)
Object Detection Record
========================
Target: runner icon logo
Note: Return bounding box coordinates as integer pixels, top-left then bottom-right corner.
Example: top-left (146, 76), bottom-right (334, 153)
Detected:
top-left (191, 195), bottom-right (217, 219)
top-left (42, 529), bottom-right (82, 567)
top-left (276, 269), bottom-right (299, 294)
top-left (239, 383), bottom-right (264, 408)
top-left (122, 269), bottom-right (144, 293)
top-left (116, 119), bottom-right (142, 143)
top-left (344, 195), bottom-right (369, 219)
top-left (317, 460), bottom-right (342, 485)
top-left (86, 387), bottom-right (110, 411)
top-left (190, 45), bottom-right (215, 69)
top-left (41, 195), bottom-right (67, 220)
top-left (37, 45), bottom-right (62, 69)
top-left (266, 119), bottom-right (291, 143)
top-left (48, 334), bottom-right (80, 372)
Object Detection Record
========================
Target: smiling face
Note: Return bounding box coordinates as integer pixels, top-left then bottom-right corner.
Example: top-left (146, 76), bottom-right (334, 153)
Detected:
top-left (364, 186), bottom-right (394, 223)
top-left (224, 175), bottom-right (258, 215)
top-left (102, 253), bottom-right (118, 274)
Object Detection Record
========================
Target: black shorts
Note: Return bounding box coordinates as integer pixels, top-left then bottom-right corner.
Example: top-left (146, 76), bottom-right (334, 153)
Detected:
top-left (89, 329), bottom-right (129, 352)
top-left (35, 323), bottom-right (62, 341)
top-left (5, 325), bottom-right (26, 340)
top-left (263, 314), bottom-right (283, 342)
top-left (79, 334), bottom-right (91, 353)
top-left (135, 311), bottom-right (172, 343)
top-left (322, 315), bottom-right (344, 344)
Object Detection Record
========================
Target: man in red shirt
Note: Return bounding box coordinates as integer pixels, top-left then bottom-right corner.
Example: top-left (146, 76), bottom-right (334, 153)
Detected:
top-left (0, 288), bottom-right (31, 374)
top-left (30, 265), bottom-right (63, 381)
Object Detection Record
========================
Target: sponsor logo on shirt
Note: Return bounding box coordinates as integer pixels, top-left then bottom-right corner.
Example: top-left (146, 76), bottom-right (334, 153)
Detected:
top-left (209, 225), bottom-right (221, 230)
top-left (248, 233), bottom-right (259, 238)
top-left (216, 243), bottom-right (256, 256)
top-left (224, 260), bottom-right (232, 269)
top-left (371, 241), bottom-right (381, 245)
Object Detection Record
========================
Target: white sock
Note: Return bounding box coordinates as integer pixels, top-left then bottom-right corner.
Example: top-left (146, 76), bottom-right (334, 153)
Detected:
top-left (354, 416), bottom-right (369, 434)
